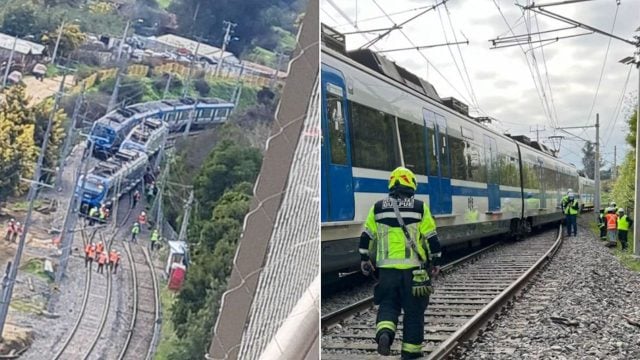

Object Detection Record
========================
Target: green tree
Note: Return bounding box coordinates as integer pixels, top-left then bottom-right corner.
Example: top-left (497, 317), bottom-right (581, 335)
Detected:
top-left (626, 110), bottom-right (638, 148)
top-left (2, 4), bottom-right (39, 38)
top-left (41, 23), bottom-right (87, 60)
top-left (581, 141), bottom-right (603, 179)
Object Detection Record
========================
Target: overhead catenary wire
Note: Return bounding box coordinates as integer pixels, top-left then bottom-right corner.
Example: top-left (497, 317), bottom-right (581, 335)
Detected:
top-left (492, 0), bottom-right (557, 130)
top-left (603, 65), bottom-right (633, 148)
top-left (584, 1), bottom-right (620, 126)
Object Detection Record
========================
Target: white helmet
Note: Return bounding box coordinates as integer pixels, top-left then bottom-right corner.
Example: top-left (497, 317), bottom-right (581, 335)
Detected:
top-left (141, 211), bottom-right (146, 216)
top-left (16, 222), bottom-right (20, 226)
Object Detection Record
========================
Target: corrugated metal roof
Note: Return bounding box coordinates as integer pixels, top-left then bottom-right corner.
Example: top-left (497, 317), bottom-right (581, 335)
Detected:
top-left (0, 33), bottom-right (45, 55)
top-left (148, 34), bottom-right (237, 61)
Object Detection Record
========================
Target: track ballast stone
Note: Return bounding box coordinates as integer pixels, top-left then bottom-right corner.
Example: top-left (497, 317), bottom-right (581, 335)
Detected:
top-left (457, 224), bottom-right (640, 360)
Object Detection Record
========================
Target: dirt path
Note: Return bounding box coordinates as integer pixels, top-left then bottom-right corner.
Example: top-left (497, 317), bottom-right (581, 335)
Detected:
top-left (22, 75), bottom-right (76, 107)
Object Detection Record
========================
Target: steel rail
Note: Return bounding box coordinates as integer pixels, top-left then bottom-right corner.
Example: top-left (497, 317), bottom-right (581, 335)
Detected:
top-left (425, 225), bottom-right (563, 359)
top-left (118, 241), bottom-right (138, 360)
top-left (321, 242), bottom-right (501, 328)
top-left (143, 246), bottom-right (161, 360)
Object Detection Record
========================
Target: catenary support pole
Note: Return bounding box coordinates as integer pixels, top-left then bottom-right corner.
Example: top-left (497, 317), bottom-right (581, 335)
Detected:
top-left (594, 113), bottom-right (600, 223)
top-left (0, 73), bottom-right (67, 338)
top-left (56, 82), bottom-right (85, 191)
top-left (634, 56), bottom-right (640, 256)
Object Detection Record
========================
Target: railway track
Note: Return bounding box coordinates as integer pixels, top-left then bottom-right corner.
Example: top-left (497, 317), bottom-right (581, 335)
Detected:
top-left (52, 201), bottom-right (133, 359)
top-left (119, 241), bottom-right (161, 360)
top-left (322, 226), bottom-right (563, 359)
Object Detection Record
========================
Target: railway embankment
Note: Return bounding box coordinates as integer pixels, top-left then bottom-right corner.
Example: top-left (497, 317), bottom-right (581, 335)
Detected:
top-left (456, 221), bottom-right (640, 359)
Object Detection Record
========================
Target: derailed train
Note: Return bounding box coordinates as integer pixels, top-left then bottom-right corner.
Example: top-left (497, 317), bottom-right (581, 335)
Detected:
top-left (320, 25), bottom-right (595, 281)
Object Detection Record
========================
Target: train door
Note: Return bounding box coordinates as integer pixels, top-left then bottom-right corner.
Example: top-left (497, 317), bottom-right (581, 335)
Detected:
top-left (484, 135), bottom-right (500, 211)
top-left (321, 65), bottom-right (354, 222)
top-left (423, 109), bottom-right (452, 215)
top-left (537, 158), bottom-right (547, 208)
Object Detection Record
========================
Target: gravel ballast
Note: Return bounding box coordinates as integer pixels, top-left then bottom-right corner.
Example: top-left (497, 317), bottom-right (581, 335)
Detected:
top-left (457, 223), bottom-right (640, 360)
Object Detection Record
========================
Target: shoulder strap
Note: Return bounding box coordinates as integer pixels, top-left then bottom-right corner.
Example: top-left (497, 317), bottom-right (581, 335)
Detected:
top-left (390, 197), bottom-right (426, 263)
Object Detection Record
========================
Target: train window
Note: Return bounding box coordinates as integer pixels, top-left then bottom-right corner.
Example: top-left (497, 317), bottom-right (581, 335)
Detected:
top-left (449, 135), bottom-right (467, 180)
top-left (466, 142), bottom-right (485, 182)
top-left (398, 118), bottom-right (426, 175)
top-left (484, 136), bottom-right (499, 184)
top-left (349, 101), bottom-right (398, 171)
top-left (498, 153), bottom-right (518, 187)
top-left (326, 92), bottom-right (347, 165)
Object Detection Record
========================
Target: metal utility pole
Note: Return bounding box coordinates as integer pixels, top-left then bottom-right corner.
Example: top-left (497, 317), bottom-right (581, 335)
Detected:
top-left (107, 69), bottom-right (123, 112)
top-left (595, 114), bottom-right (600, 217)
top-left (116, 19), bottom-right (142, 63)
top-left (530, 125), bottom-right (545, 143)
top-left (182, 102), bottom-right (198, 138)
top-left (162, 73), bottom-right (173, 99)
top-left (177, 191), bottom-right (194, 243)
top-left (554, 115), bottom-right (600, 221)
top-left (56, 75), bottom-right (83, 191)
top-left (2, 35), bottom-right (18, 88)
top-left (183, 36), bottom-right (204, 98)
top-left (215, 21), bottom-right (237, 76)
top-left (0, 72), bottom-right (68, 337)
top-left (613, 145), bottom-right (617, 180)
top-left (155, 157), bottom-right (170, 238)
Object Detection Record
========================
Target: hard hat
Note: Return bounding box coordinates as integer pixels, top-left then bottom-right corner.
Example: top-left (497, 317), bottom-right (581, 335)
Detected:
top-left (611, 201), bottom-right (617, 207)
top-left (141, 211), bottom-right (146, 216)
top-left (618, 208), bottom-right (625, 213)
top-left (567, 188), bottom-right (573, 193)
top-left (388, 167), bottom-right (417, 191)
top-left (10, 218), bottom-right (14, 222)
top-left (134, 222), bottom-right (139, 226)
top-left (16, 222), bottom-right (20, 226)
top-left (568, 192), bottom-right (575, 198)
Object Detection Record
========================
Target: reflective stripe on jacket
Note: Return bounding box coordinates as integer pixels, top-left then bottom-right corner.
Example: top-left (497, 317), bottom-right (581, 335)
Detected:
top-left (606, 213), bottom-right (618, 230)
top-left (364, 196), bottom-right (437, 270)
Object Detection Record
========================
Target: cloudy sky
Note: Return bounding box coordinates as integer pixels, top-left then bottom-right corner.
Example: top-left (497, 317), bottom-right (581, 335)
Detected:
top-left (321, 0), bottom-right (639, 171)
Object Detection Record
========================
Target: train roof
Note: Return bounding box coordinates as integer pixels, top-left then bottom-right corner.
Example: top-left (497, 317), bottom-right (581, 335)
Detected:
top-left (95, 97), bottom-right (234, 130)
top-left (322, 24), bottom-right (578, 171)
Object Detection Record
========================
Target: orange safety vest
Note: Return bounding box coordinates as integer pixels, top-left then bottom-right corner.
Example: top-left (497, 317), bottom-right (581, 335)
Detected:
top-left (98, 252), bottom-right (108, 265)
top-left (138, 214), bottom-right (146, 224)
top-left (85, 244), bottom-right (91, 255)
top-left (606, 213), bottom-right (618, 230)
top-left (109, 251), bottom-right (118, 263)
top-left (88, 246), bottom-right (96, 259)
top-left (96, 242), bottom-right (104, 254)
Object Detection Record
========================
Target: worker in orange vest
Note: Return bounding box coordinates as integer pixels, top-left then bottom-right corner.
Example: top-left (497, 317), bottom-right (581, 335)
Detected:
top-left (5, 219), bottom-right (15, 242)
top-left (85, 243), bottom-right (95, 268)
top-left (138, 211), bottom-right (147, 226)
top-left (110, 250), bottom-right (121, 274)
top-left (96, 241), bottom-right (104, 256)
top-left (87, 244), bottom-right (96, 269)
top-left (97, 251), bottom-right (108, 274)
top-left (12, 222), bottom-right (22, 243)
top-left (605, 207), bottom-right (618, 248)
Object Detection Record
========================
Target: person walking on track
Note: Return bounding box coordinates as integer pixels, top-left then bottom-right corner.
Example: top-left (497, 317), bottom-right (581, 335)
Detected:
top-left (150, 228), bottom-right (160, 251)
top-left (132, 189), bottom-right (141, 208)
top-left (564, 193), bottom-right (579, 237)
top-left (5, 219), bottom-right (15, 242)
top-left (109, 249), bottom-right (119, 273)
top-left (97, 251), bottom-right (108, 274)
top-left (85, 243), bottom-right (96, 269)
top-left (131, 222), bottom-right (140, 243)
top-left (617, 208), bottom-right (633, 251)
top-left (358, 167), bottom-right (442, 359)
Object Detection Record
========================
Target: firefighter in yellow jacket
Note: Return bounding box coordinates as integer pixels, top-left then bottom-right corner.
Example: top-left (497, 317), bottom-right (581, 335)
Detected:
top-left (359, 167), bottom-right (442, 359)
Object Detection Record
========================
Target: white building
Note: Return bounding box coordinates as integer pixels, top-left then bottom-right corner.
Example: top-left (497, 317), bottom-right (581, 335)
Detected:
top-left (0, 32), bottom-right (45, 62)
top-left (144, 34), bottom-right (239, 64)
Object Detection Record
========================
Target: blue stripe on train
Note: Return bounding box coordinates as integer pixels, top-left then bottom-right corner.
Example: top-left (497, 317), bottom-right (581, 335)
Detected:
top-left (353, 176), bottom-right (523, 199)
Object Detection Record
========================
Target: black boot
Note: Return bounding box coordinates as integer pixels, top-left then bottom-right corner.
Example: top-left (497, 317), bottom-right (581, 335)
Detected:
top-left (377, 331), bottom-right (392, 356)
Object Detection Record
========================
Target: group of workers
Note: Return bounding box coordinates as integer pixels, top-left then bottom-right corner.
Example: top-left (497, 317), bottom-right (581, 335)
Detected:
top-left (84, 241), bottom-right (121, 274)
top-left (4, 219), bottom-right (23, 243)
top-left (87, 202), bottom-right (112, 226)
top-left (599, 202), bottom-right (633, 250)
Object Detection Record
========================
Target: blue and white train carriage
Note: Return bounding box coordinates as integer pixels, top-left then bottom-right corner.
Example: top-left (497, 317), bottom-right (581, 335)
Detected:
top-left (119, 117), bottom-right (168, 156)
top-left (320, 25), bottom-right (585, 280)
top-left (77, 149), bottom-right (148, 214)
top-left (89, 97), bottom-right (234, 158)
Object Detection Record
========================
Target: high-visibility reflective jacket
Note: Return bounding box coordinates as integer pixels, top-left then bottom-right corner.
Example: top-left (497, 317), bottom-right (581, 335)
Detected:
top-left (98, 252), bottom-right (108, 265)
top-left (96, 242), bottom-right (104, 254)
top-left (618, 215), bottom-right (632, 231)
top-left (109, 251), bottom-right (118, 263)
top-left (564, 199), bottom-right (579, 215)
top-left (151, 230), bottom-right (159, 242)
top-left (605, 213), bottom-right (618, 230)
top-left (89, 207), bottom-right (98, 218)
top-left (132, 225), bottom-right (140, 234)
top-left (362, 196), bottom-right (439, 270)
top-left (88, 245), bottom-right (96, 259)
top-left (85, 244), bottom-right (92, 255)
